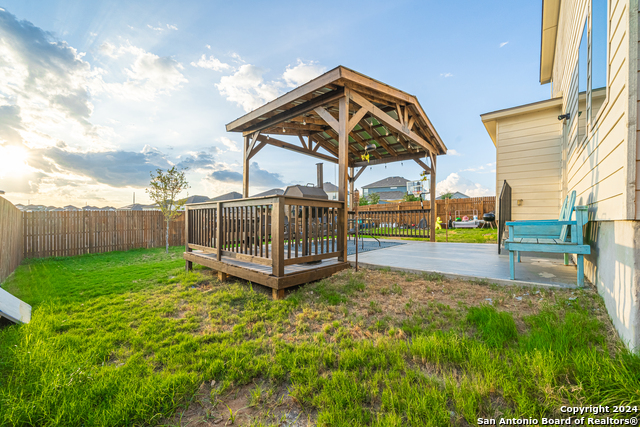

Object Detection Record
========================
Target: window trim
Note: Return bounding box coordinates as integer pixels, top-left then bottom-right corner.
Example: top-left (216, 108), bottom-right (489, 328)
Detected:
top-left (588, 0), bottom-right (610, 130)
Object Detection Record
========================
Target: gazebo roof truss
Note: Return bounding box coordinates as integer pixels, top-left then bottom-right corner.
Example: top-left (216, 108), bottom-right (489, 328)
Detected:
top-left (226, 66), bottom-right (447, 170)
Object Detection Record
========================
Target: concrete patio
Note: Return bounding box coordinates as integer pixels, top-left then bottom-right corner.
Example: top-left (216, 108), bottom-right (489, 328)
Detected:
top-left (346, 239), bottom-right (584, 288)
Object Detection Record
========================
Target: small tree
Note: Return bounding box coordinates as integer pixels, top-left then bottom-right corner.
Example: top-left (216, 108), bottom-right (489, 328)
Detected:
top-left (403, 193), bottom-right (420, 202)
top-left (440, 192), bottom-right (454, 200)
top-left (359, 195), bottom-right (369, 206)
top-left (368, 192), bottom-right (380, 205)
top-left (146, 166), bottom-right (189, 253)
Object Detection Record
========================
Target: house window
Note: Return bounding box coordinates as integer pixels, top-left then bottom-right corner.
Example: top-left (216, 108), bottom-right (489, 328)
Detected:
top-left (591, 0), bottom-right (608, 124)
top-left (577, 20), bottom-right (588, 143)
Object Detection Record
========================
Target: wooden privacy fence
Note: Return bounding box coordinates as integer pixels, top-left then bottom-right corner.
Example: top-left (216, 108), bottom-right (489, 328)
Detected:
top-left (0, 197), bottom-right (23, 283)
top-left (22, 211), bottom-right (184, 259)
top-left (355, 196), bottom-right (495, 219)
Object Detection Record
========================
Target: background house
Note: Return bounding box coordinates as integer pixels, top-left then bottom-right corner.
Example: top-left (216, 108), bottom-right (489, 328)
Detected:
top-left (362, 177), bottom-right (409, 200)
top-left (481, 0), bottom-right (640, 350)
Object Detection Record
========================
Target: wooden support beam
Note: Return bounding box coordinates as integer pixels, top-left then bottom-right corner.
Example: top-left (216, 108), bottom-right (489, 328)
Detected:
top-left (243, 135), bottom-right (250, 197)
top-left (396, 104), bottom-right (404, 125)
top-left (258, 135), bottom-right (338, 163)
top-left (311, 133), bottom-right (340, 157)
top-left (298, 133), bottom-right (308, 150)
top-left (350, 166), bottom-right (365, 183)
top-left (413, 158), bottom-right (432, 174)
top-left (241, 87), bottom-right (345, 133)
top-left (338, 94), bottom-right (349, 262)
top-left (248, 139), bottom-right (268, 159)
top-left (348, 107), bottom-right (368, 133)
top-left (271, 198), bottom-right (285, 277)
top-left (310, 134), bottom-right (322, 152)
top-left (430, 155), bottom-right (436, 243)
top-left (349, 167), bottom-right (354, 209)
top-left (314, 106), bottom-right (340, 133)
top-left (352, 152), bottom-right (427, 168)
top-left (246, 130), bottom-right (261, 160)
top-left (349, 91), bottom-right (439, 156)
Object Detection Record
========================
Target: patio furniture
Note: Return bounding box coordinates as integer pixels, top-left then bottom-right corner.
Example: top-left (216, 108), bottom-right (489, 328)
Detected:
top-left (504, 191), bottom-right (591, 286)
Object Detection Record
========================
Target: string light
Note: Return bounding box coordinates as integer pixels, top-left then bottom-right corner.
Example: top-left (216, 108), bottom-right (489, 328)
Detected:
top-left (283, 127), bottom-right (286, 132)
top-left (302, 119), bottom-right (306, 125)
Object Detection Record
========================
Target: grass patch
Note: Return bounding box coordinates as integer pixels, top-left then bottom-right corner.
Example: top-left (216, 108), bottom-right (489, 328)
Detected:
top-left (361, 227), bottom-right (497, 244)
top-left (0, 248), bottom-right (638, 426)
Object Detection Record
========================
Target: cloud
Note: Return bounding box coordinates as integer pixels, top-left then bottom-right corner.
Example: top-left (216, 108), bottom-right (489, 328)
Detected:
top-left (218, 137), bottom-right (240, 152)
top-left (147, 24), bottom-right (163, 31)
top-left (100, 43), bottom-right (188, 101)
top-left (210, 169), bottom-right (241, 183)
top-left (282, 60), bottom-right (326, 87)
top-left (214, 59), bottom-right (327, 112)
top-left (461, 162), bottom-right (496, 173)
top-left (32, 145), bottom-right (171, 187)
top-left (499, 41), bottom-right (509, 48)
top-left (191, 54), bottom-right (232, 71)
top-left (0, 9), bottom-right (99, 134)
top-left (447, 149), bottom-right (461, 156)
top-left (436, 173), bottom-right (492, 197)
top-left (166, 24), bottom-right (178, 31)
top-left (215, 64), bottom-right (280, 112)
top-left (99, 41), bottom-right (117, 58)
top-left (208, 162), bottom-right (286, 188)
top-left (176, 151), bottom-right (215, 170)
top-left (440, 73), bottom-right (453, 78)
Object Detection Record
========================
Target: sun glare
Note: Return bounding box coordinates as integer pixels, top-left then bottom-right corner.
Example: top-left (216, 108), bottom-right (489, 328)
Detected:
top-left (0, 146), bottom-right (29, 178)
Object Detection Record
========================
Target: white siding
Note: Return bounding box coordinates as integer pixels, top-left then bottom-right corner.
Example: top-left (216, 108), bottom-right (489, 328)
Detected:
top-left (496, 108), bottom-right (563, 220)
top-left (552, 0), bottom-right (635, 220)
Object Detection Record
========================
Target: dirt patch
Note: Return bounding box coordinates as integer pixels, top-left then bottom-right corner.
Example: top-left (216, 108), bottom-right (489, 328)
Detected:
top-left (163, 381), bottom-right (314, 426)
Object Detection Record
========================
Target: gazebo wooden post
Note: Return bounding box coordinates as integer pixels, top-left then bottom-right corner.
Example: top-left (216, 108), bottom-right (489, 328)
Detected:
top-left (430, 155), bottom-right (436, 242)
top-left (242, 135), bottom-right (250, 198)
top-left (349, 167), bottom-right (355, 209)
top-left (337, 94), bottom-right (349, 262)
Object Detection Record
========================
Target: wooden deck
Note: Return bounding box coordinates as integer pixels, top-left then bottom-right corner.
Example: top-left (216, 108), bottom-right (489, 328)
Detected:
top-left (184, 251), bottom-right (348, 290)
top-left (184, 195), bottom-right (349, 299)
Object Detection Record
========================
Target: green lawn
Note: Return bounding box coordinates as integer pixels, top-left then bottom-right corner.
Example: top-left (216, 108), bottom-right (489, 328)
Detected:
top-left (360, 228), bottom-right (497, 244)
top-left (0, 248), bottom-right (638, 426)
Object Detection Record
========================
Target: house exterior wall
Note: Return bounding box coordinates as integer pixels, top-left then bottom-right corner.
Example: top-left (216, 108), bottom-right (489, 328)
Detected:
top-left (550, 0), bottom-right (640, 350)
top-left (495, 107), bottom-right (564, 220)
top-left (551, 0), bottom-right (634, 220)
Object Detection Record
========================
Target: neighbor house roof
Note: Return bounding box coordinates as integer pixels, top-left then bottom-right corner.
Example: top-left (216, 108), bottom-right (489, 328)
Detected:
top-left (250, 188), bottom-right (284, 198)
top-left (209, 191), bottom-right (243, 202)
top-left (362, 176), bottom-right (409, 189)
top-left (540, 0), bottom-right (561, 84)
top-left (322, 182), bottom-right (339, 193)
top-left (184, 195), bottom-right (210, 204)
top-left (439, 191), bottom-right (469, 199)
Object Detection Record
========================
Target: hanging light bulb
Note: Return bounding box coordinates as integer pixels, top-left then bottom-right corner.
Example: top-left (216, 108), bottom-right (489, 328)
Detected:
top-left (283, 127), bottom-right (286, 132)
top-left (267, 135), bottom-right (270, 140)
top-left (302, 118), bottom-right (306, 125)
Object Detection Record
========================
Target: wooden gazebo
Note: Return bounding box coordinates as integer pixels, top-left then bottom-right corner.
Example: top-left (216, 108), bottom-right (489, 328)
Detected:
top-left (184, 66), bottom-right (447, 298)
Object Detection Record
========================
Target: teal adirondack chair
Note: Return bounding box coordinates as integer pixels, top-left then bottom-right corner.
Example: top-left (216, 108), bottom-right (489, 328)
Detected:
top-left (504, 191), bottom-right (591, 287)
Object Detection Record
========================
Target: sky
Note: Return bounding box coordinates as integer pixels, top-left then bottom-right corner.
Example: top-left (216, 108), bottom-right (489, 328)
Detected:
top-left (0, 0), bottom-right (550, 208)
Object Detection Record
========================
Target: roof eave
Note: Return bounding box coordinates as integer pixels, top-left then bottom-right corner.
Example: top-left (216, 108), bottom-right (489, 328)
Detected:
top-left (540, 0), bottom-right (561, 84)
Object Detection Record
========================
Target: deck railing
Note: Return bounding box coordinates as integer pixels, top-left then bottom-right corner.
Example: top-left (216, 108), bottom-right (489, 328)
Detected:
top-left (185, 196), bottom-right (345, 277)
top-left (498, 180), bottom-right (511, 254)
top-left (348, 209), bottom-right (431, 239)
